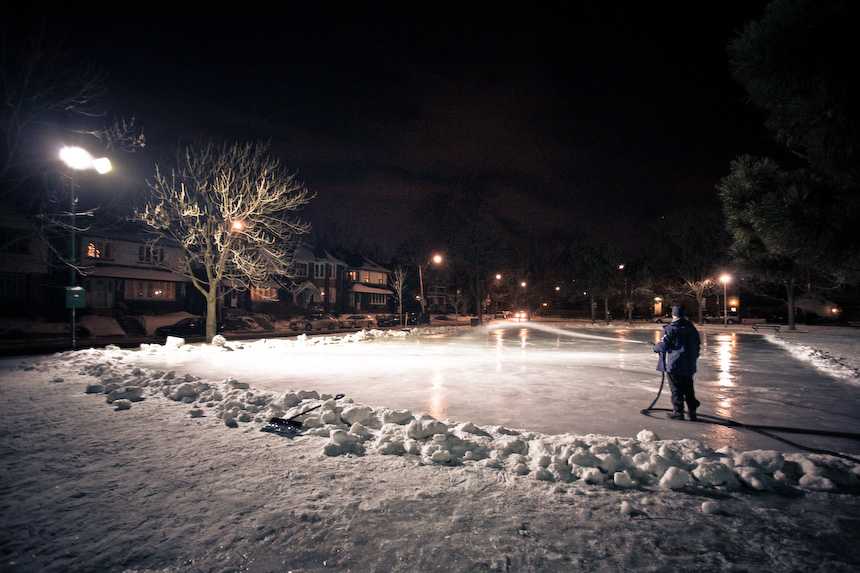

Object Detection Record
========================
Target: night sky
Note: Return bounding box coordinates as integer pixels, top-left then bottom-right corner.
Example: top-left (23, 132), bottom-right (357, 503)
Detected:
top-left (28, 4), bottom-right (772, 255)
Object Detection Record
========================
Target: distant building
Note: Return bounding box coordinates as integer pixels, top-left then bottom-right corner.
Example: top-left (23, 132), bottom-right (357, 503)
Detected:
top-left (0, 214), bottom-right (49, 315)
top-left (77, 228), bottom-right (194, 315)
top-left (345, 257), bottom-right (394, 312)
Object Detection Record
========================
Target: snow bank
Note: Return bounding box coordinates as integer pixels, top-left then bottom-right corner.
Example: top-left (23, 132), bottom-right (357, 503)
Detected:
top-left (30, 338), bottom-right (860, 502)
top-left (766, 333), bottom-right (860, 382)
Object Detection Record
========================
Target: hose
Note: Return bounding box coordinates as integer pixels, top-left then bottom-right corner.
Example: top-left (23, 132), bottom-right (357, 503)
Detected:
top-left (640, 368), bottom-right (860, 464)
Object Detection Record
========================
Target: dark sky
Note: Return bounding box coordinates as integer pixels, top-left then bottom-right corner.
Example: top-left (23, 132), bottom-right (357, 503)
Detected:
top-left (29, 4), bottom-right (773, 255)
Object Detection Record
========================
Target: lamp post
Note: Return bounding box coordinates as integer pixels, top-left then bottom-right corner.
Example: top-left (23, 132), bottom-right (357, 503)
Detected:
top-left (59, 146), bottom-right (112, 349)
top-left (418, 253), bottom-right (443, 322)
top-left (719, 273), bottom-right (732, 327)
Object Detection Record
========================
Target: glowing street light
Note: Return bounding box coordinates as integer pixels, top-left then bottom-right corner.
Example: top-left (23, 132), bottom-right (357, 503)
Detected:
top-left (59, 146), bottom-right (112, 173)
top-left (617, 263), bottom-right (625, 270)
top-left (230, 220), bottom-right (245, 232)
top-left (418, 252), bottom-right (445, 321)
top-left (58, 145), bottom-right (111, 350)
top-left (554, 286), bottom-right (560, 292)
top-left (495, 273), bottom-right (502, 280)
top-left (719, 273), bottom-right (732, 326)
top-left (520, 281), bottom-right (527, 288)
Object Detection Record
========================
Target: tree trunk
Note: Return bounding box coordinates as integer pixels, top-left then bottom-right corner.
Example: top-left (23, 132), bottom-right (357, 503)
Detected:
top-left (398, 294), bottom-right (403, 325)
top-left (206, 289), bottom-right (218, 341)
top-left (697, 294), bottom-right (705, 324)
top-left (589, 294), bottom-right (596, 323)
top-left (786, 280), bottom-right (796, 331)
top-left (604, 295), bottom-right (610, 324)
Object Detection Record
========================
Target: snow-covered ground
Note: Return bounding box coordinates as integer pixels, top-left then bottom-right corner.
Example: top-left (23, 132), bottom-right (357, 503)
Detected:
top-left (1, 327), bottom-right (860, 571)
top-left (764, 327), bottom-right (860, 382)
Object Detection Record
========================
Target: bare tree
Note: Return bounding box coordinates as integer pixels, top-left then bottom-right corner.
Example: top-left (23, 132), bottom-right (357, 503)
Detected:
top-left (389, 266), bottom-right (407, 324)
top-left (670, 279), bottom-right (715, 324)
top-left (137, 141), bottom-right (314, 340)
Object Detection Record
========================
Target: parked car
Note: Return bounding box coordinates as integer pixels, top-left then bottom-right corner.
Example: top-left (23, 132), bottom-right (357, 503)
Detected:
top-left (511, 310), bottom-right (529, 321)
top-left (339, 314), bottom-right (376, 329)
top-left (375, 314), bottom-right (399, 327)
top-left (155, 317), bottom-right (207, 338)
top-left (382, 313), bottom-right (417, 326)
top-left (289, 313), bottom-right (339, 332)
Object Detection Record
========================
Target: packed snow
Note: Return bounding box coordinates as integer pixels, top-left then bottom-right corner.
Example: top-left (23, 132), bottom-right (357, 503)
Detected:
top-left (2, 326), bottom-right (860, 571)
top-left (18, 331), bottom-right (860, 494)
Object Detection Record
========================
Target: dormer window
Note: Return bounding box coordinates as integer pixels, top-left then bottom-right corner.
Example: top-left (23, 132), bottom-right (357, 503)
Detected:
top-left (86, 240), bottom-right (112, 259)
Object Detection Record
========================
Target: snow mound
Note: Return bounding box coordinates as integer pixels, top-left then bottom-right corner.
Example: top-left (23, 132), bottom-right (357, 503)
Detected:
top-left (56, 344), bottom-right (860, 499)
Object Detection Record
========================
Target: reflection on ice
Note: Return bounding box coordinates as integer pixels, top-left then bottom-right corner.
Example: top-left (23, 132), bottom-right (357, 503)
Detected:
top-left (133, 324), bottom-right (860, 453)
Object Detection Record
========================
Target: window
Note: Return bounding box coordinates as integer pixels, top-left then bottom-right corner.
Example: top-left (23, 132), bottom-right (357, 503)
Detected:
top-left (347, 270), bottom-right (358, 282)
top-left (314, 263), bottom-right (325, 278)
top-left (124, 280), bottom-right (176, 300)
top-left (294, 262), bottom-right (307, 277)
top-left (370, 293), bottom-right (387, 305)
top-left (138, 245), bottom-right (164, 264)
top-left (85, 240), bottom-right (113, 260)
top-left (250, 287), bottom-right (278, 302)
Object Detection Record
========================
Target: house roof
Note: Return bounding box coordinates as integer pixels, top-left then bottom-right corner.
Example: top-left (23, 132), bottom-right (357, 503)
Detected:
top-left (350, 284), bottom-right (393, 295)
top-left (354, 257), bottom-right (390, 273)
top-left (85, 265), bottom-right (189, 282)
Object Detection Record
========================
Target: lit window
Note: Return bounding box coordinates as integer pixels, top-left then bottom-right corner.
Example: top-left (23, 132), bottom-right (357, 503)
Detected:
top-left (87, 241), bottom-right (101, 258)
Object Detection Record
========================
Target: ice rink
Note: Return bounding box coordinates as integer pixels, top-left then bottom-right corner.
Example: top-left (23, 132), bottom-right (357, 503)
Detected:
top-left (134, 323), bottom-right (860, 453)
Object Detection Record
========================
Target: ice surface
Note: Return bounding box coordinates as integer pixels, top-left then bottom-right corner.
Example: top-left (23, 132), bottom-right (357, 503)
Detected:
top-left (126, 324), bottom-right (860, 454)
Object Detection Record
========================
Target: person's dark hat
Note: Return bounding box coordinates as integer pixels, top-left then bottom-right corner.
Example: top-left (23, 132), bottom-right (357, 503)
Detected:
top-left (671, 305), bottom-right (686, 318)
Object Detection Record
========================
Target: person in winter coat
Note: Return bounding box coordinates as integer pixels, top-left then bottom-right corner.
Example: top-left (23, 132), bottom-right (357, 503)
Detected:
top-left (653, 305), bottom-right (701, 420)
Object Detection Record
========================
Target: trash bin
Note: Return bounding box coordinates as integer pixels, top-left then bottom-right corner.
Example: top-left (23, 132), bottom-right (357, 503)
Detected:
top-left (470, 318), bottom-right (480, 327)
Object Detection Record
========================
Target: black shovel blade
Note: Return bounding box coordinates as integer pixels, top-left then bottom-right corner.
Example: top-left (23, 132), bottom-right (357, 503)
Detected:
top-left (260, 420), bottom-right (305, 438)
top-left (268, 416), bottom-right (303, 428)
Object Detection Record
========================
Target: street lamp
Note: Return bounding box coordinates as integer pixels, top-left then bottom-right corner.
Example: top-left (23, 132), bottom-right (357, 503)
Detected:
top-left (495, 273), bottom-right (502, 280)
top-left (58, 146), bottom-right (112, 350)
top-left (719, 273), bottom-right (732, 326)
top-left (230, 219), bottom-right (245, 232)
top-left (418, 252), bottom-right (443, 321)
top-left (554, 286), bottom-right (560, 292)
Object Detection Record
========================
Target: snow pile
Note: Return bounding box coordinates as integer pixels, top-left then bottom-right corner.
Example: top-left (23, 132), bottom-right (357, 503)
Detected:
top-left (766, 334), bottom-right (860, 382)
top-left (26, 340), bottom-right (860, 500)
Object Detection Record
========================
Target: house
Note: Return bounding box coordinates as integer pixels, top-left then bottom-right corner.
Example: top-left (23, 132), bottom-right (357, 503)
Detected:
top-left (286, 243), bottom-right (349, 312)
top-left (345, 257), bottom-right (394, 312)
top-left (77, 229), bottom-right (194, 315)
top-left (0, 213), bottom-right (49, 315)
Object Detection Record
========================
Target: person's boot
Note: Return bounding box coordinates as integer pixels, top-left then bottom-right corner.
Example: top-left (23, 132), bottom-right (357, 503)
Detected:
top-left (668, 411), bottom-right (685, 420)
top-left (687, 399), bottom-right (700, 422)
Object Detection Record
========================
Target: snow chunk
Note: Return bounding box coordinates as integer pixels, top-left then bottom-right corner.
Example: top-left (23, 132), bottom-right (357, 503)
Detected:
top-left (620, 501), bottom-right (634, 516)
top-left (799, 474), bottom-right (836, 491)
top-left (734, 450), bottom-right (784, 474)
top-left (613, 471), bottom-right (636, 488)
top-left (659, 467), bottom-right (692, 489)
top-left (165, 336), bottom-right (185, 349)
top-left (85, 383), bottom-right (105, 394)
top-left (297, 390), bottom-right (320, 400)
top-left (458, 421), bottom-right (490, 436)
top-left (210, 335), bottom-right (227, 347)
top-left (189, 408), bottom-right (204, 418)
top-left (637, 429), bottom-right (658, 442)
top-left (106, 386), bottom-right (144, 403)
top-left (340, 405), bottom-right (373, 426)
top-left (226, 379), bottom-right (249, 390)
top-left (113, 399), bottom-right (132, 411)
top-left (380, 408), bottom-right (413, 425)
top-left (701, 501), bottom-right (721, 515)
top-left (581, 467), bottom-right (604, 484)
top-left (735, 466), bottom-right (771, 491)
top-left (406, 415), bottom-right (448, 439)
top-left (692, 461), bottom-right (740, 489)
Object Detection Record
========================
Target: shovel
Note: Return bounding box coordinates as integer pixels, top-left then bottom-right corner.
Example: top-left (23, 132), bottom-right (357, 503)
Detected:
top-left (260, 393), bottom-right (346, 438)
